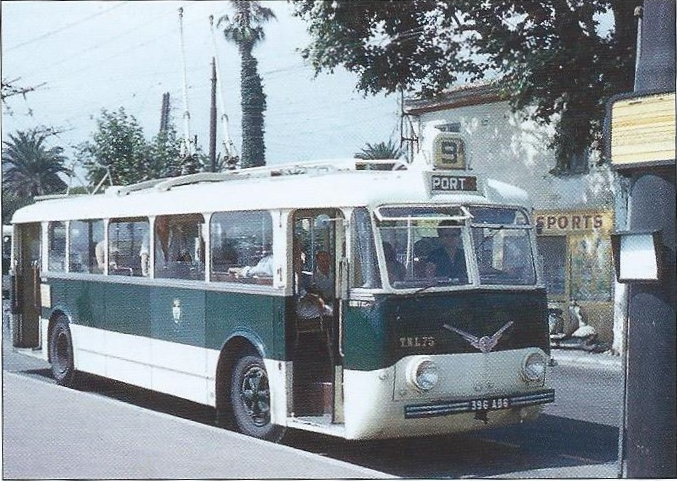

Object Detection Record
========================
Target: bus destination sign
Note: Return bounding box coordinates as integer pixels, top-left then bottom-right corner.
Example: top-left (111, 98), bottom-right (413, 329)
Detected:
top-left (430, 174), bottom-right (478, 193)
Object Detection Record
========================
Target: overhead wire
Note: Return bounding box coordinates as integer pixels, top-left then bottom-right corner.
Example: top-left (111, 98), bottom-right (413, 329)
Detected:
top-left (4, 2), bottom-right (400, 168)
top-left (5, 2), bottom-right (129, 52)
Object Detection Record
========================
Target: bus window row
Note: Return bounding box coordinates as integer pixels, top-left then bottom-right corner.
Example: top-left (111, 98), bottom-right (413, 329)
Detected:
top-left (45, 211), bottom-right (274, 285)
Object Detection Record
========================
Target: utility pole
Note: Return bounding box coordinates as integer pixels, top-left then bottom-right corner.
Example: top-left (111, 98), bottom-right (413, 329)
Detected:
top-left (159, 92), bottom-right (170, 133)
top-left (209, 58), bottom-right (217, 173)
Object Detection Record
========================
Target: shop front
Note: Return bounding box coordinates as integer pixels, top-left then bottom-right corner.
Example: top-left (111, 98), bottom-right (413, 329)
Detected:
top-left (535, 210), bottom-right (614, 344)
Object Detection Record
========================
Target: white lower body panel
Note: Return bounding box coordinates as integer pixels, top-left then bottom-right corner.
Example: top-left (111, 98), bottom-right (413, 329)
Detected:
top-left (65, 324), bottom-right (288, 422)
top-left (70, 325), bottom-right (212, 405)
top-left (50, 322), bottom-right (551, 440)
top-left (341, 349), bottom-right (551, 440)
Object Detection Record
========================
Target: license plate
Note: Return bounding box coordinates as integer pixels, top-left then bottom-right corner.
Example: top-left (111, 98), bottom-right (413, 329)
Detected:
top-left (405, 389), bottom-right (554, 419)
top-left (469, 397), bottom-right (510, 411)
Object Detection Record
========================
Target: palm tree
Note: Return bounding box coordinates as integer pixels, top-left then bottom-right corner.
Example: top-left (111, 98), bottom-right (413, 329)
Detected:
top-left (354, 140), bottom-right (403, 160)
top-left (2, 129), bottom-right (71, 197)
top-left (219, 1), bottom-right (276, 168)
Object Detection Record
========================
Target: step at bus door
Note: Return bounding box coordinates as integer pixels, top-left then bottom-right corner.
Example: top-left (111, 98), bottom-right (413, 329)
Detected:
top-left (12, 223), bottom-right (41, 348)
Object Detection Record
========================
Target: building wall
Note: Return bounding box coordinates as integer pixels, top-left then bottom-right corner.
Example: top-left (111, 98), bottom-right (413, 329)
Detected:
top-left (410, 98), bottom-right (616, 343)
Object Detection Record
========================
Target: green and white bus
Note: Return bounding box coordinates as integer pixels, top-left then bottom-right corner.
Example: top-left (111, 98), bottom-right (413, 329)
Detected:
top-left (9, 157), bottom-right (553, 441)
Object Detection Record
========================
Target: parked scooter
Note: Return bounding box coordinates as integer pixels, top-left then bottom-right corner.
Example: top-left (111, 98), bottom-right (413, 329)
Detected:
top-left (549, 300), bottom-right (609, 353)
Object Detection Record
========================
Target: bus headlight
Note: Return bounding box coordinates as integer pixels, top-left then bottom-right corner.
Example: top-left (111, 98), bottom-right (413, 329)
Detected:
top-left (407, 357), bottom-right (439, 392)
top-left (522, 352), bottom-right (547, 383)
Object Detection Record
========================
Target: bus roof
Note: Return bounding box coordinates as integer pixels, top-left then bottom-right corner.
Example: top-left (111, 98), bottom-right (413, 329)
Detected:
top-left (11, 160), bottom-right (531, 224)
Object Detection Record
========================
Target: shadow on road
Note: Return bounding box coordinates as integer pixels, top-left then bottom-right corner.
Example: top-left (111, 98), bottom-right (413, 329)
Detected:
top-left (5, 340), bottom-right (620, 478)
top-left (282, 414), bottom-right (619, 478)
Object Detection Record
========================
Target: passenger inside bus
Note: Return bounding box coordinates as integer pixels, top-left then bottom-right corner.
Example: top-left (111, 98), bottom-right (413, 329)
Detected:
top-left (153, 215), bottom-right (204, 279)
top-left (95, 240), bottom-right (106, 271)
top-left (239, 245), bottom-right (273, 279)
top-left (383, 241), bottom-right (405, 283)
top-left (312, 250), bottom-right (333, 300)
top-left (426, 220), bottom-right (468, 281)
top-left (294, 242), bottom-right (332, 319)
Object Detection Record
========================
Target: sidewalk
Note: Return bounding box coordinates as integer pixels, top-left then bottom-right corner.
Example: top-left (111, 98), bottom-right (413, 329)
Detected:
top-left (497, 461), bottom-right (622, 479)
top-left (3, 372), bottom-right (390, 479)
top-left (550, 347), bottom-right (623, 370)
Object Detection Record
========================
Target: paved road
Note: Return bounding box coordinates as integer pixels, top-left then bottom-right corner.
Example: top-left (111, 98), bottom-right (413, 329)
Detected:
top-left (2, 332), bottom-right (623, 478)
top-left (546, 361), bottom-right (623, 427)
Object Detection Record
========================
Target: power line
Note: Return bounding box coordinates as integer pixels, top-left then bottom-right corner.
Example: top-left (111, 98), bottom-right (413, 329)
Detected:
top-left (6, 2), bottom-right (129, 52)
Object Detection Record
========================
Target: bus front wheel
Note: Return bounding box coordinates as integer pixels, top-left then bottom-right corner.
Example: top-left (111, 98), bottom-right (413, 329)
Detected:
top-left (49, 318), bottom-right (77, 387)
top-left (230, 355), bottom-right (285, 442)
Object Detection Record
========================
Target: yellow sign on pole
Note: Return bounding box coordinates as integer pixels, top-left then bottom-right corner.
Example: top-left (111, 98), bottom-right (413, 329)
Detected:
top-left (610, 92), bottom-right (675, 167)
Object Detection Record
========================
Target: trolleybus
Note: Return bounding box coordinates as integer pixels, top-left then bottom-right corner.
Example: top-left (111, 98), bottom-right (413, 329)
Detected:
top-left (9, 156), bottom-right (553, 441)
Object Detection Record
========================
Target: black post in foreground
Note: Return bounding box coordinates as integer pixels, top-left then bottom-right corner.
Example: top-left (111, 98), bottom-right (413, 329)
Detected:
top-left (607, 0), bottom-right (676, 477)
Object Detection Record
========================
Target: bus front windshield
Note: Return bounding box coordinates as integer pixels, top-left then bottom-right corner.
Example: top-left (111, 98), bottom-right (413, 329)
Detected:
top-left (375, 205), bottom-right (537, 289)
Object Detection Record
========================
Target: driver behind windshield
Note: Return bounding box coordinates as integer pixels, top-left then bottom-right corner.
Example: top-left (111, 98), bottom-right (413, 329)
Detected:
top-left (425, 220), bottom-right (468, 282)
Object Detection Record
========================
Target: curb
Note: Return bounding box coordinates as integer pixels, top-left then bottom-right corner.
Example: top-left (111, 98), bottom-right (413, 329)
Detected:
top-left (495, 461), bottom-right (620, 478)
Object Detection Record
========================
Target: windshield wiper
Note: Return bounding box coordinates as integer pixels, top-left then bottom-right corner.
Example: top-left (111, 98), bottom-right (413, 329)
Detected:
top-left (414, 278), bottom-right (460, 295)
top-left (477, 225), bottom-right (505, 251)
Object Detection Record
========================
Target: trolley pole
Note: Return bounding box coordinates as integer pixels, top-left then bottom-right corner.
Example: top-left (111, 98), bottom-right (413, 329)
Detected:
top-left (209, 58), bottom-right (218, 173)
top-left (607, 0), bottom-right (676, 477)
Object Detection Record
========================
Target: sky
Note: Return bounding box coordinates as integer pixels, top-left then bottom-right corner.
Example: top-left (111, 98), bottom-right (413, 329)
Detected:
top-left (1, 1), bottom-right (401, 183)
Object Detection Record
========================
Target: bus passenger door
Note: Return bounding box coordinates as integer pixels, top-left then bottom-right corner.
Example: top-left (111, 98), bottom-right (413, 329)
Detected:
top-left (12, 223), bottom-right (41, 348)
top-left (291, 210), bottom-right (344, 421)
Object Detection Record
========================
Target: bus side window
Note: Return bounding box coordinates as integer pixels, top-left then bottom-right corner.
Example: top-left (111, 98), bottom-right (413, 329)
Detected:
top-left (210, 211), bottom-right (274, 285)
top-left (154, 214), bottom-right (205, 281)
top-left (69, 220), bottom-right (104, 274)
top-left (48, 221), bottom-right (67, 272)
top-left (108, 218), bottom-right (149, 277)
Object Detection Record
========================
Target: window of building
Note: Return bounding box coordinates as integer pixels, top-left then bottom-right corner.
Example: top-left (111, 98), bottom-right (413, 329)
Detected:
top-left (154, 214), bottom-right (205, 280)
top-left (48, 221), bottom-right (67, 272)
top-left (69, 220), bottom-right (104, 273)
top-left (108, 218), bottom-right (149, 277)
top-left (210, 211), bottom-right (273, 285)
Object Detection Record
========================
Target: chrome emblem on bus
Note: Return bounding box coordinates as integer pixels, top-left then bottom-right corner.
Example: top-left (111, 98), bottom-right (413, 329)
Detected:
top-left (172, 299), bottom-right (182, 325)
top-left (443, 321), bottom-right (514, 353)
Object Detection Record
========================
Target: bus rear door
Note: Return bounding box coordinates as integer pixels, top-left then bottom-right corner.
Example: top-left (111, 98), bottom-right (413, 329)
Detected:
top-left (12, 223), bottom-right (41, 348)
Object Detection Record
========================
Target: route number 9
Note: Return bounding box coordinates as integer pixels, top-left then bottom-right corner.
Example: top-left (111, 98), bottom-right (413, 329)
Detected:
top-left (433, 134), bottom-right (466, 170)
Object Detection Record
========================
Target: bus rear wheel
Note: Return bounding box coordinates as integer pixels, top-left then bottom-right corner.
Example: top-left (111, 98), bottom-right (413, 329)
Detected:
top-left (230, 355), bottom-right (285, 442)
top-left (49, 318), bottom-right (77, 387)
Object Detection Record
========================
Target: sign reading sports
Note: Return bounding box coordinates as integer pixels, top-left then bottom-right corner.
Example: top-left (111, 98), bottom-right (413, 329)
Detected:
top-left (535, 210), bottom-right (613, 234)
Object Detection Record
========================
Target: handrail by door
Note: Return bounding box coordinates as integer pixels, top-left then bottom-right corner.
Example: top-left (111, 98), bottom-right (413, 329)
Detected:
top-left (10, 259), bottom-right (20, 314)
top-left (32, 260), bottom-right (41, 310)
top-left (338, 257), bottom-right (349, 358)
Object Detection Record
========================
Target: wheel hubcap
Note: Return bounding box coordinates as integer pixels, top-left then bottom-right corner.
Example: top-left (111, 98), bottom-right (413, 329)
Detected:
top-left (53, 331), bottom-right (70, 374)
top-left (240, 366), bottom-right (270, 427)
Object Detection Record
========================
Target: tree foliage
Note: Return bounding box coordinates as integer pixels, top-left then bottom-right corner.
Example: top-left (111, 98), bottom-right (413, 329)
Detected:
top-left (2, 190), bottom-right (34, 225)
top-left (77, 108), bottom-right (183, 186)
top-left (291, 0), bottom-right (640, 172)
top-left (77, 108), bottom-right (150, 186)
top-left (2, 129), bottom-right (71, 197)
top-left (219, 1), bottom-right (276, 168)
top-left (354, 139), bottom-right (403, 160)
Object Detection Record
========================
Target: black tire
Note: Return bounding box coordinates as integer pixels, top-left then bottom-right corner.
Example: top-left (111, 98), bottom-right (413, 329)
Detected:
top-left (49, 318), bottom-right (77, 387)
top-left (230, 355), bottom-right (285, 442)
